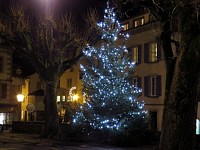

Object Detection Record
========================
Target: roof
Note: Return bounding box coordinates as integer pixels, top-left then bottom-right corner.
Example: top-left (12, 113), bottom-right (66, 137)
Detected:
top-left (28, 89), bottom-right (44, 96)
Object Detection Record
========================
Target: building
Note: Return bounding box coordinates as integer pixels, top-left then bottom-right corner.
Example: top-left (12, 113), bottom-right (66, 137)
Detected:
top-left (0, 45), bottom-right (17, 125)
top-left (18, 63), bottom-right (83, 122)
top-left (14, 12), bottom-right (166, 131)
top-left (1, 7), bottom-right (199, 133)
top-left (121, 12), bottom-right (165, 131)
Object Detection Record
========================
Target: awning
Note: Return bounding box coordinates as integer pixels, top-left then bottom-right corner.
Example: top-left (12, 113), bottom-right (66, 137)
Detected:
top-left (28, 89), bottom-right (44, 96)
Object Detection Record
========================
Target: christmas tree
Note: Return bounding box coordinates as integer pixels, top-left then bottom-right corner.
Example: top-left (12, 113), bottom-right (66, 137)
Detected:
top-left (73, 2), bottom-right (147, 131)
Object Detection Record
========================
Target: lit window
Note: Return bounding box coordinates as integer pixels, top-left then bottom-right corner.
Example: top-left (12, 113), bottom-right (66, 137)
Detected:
top-left (57, 96), bottom-right (61, 102)
top-left (196, 119), bottom-right (200, 135)
top-left (132, 47), bottom-right (139, 63)
top-left (133, 20), bottom-right (137, 27)
top-left (130, 45), bottom-right (141, 64)
top-left (123, 23), bottom-right (129, 31)
top-left (0, 113), bottom-right (5, 124)
top-left (0, 57), bottom-right (3, 73)
top-left (62, 95), bottom-right (66, 101)
top-left (144, 42), bottom-right (161, 63)
top-left (133, 17), bottom-right (145, 28)
top-left (67, 79), bottom-right (72, 88)
top-left (149, 43), bottom-right (157, 62)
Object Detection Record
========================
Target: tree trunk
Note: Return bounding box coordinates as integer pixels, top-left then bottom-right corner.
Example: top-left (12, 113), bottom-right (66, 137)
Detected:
top-left (159, 2), bottom-right (200, 149)
top-left (42, 74), bottom-right (60, 138)
top-left (159, 40), bottom-right (200, 150)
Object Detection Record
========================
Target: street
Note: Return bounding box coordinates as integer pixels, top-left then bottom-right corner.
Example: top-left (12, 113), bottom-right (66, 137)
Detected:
top-left (0, 132), bottom-right (154, 150)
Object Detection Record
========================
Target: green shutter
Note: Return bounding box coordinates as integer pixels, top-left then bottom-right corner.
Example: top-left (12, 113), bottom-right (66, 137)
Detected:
top-left (144, 76), bottom-right (149, 96)
top-left (156, 75), bottom-right (162, 96)
top-left (138, 45), bottom-right (142, 64)
top-left (144, 43), bottom-right (149, 63)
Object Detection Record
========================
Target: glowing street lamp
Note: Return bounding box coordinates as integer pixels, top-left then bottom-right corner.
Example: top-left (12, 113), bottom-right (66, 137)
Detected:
top-left (72, 94), bottom-right (79, 101)
top-left (17, 94), bottom-right (24, 103)
top-left (34, 0), bottom-right (56, 16)
top-left (17, 94), bottom-right (24, 121)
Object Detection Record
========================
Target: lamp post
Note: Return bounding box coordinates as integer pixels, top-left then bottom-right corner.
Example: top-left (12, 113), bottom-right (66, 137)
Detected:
top-left (72, 94), bottom-right (79, 101)
top-left (17, 94), bottom-right (24, 121)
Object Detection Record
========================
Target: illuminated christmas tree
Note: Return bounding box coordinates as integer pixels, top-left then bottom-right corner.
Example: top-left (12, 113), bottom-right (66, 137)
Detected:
top-left (73, 2), bottom-right (147, 131)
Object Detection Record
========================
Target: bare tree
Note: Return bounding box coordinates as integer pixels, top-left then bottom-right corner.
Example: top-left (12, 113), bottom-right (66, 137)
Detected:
top-left (0, 0), bottom-right (100, 138)
top-left (114, 0), bottom-right (200, 149)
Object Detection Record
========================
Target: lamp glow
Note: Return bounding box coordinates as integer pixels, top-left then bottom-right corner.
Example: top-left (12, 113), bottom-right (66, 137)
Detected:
top-left (17, 94), bottom-right (24, 103)
top-left (73, 94), bottom-right (79, 101)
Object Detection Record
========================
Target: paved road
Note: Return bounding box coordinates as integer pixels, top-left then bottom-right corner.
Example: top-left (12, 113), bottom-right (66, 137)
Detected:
top-left (0, 133), bottom-right (154, 150)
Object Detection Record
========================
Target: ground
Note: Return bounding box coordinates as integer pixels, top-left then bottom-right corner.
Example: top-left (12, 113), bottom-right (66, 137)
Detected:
top-left (0, 132), bottom-right (154, 150)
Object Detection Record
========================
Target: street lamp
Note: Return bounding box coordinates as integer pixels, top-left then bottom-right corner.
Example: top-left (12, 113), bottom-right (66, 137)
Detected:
top-left (72, 94), bottom-right (79, 101)
top-left (17, 94), bottom-right (24, 121)
top-left (17, 94), bottom-right (24, 103)
top-left (34, 0), bottom-right (56, 16)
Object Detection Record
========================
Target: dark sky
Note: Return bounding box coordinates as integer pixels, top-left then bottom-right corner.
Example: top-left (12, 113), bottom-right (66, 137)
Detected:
top-left (0, 0), bottom-right (107, 77)
top-left (0, 0), bottom-right (107, 13)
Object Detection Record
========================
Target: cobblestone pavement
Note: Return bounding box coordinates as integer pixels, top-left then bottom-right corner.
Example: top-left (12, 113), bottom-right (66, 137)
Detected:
top-left (0, 132), bottom-right (154, 150)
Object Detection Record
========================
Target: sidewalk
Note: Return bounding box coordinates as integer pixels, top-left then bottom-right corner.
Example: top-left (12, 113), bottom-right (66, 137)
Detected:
top-left (0, 132), bottom-right (154, 150)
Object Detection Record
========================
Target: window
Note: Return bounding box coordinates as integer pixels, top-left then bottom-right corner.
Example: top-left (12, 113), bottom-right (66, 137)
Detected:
top-left (62, 95), bottom-right (66, 101)
top-left (0, 57), bottom-right (3, 73)
top-left (144, 42), bottom-right (161, 63)
top-left (1, 83), bottom-right (7, 99)
top-left (149, 43), bottom-right (157, 62)
top-left (57, 96), bottom-right (61, 102)
top-left (133, 47), bottom-right (139, 63)
top-left (133, 77), bottom-right (141, 88)
top-left (122, 23), bottom-right (129, 31)
top-left (144, 75), bottom-right (161, 97)
top-left (67, 79), bottom-right (72, 88)
top-left (131, 45), bottom-right (141, 64)
top-left (133, 17), bottom-right (145, 28)
top-left (0, 113), bottom-right (6, 124)
top-left (196, 119), bottom-right (200, 135)
top-left (151, 76), bottom-right (157, 96)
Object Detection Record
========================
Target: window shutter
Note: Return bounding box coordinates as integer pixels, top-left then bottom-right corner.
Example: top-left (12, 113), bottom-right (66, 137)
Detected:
top-left (144, 43), bottom-right (149, 63)
top-left (0, 57), bottom-right (3, 73)
top-left (144, 76), bottom-right (149, 96)
top-left (138, 45), bottom-right (142, 64)
top-left (156, 75), bottom-right (162, 96)
top-left (138, 77), bottom-right (142, 88)
top-left (1, 83), bottom-right (7, 99)
top-left (157, 42), bottom-right (162, 61)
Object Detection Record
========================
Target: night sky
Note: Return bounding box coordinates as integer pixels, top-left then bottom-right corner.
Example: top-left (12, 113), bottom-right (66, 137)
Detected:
top-left (0, 0), bottom-right (107, 13)
top-left (0, 0), bottom-right (108, 77)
